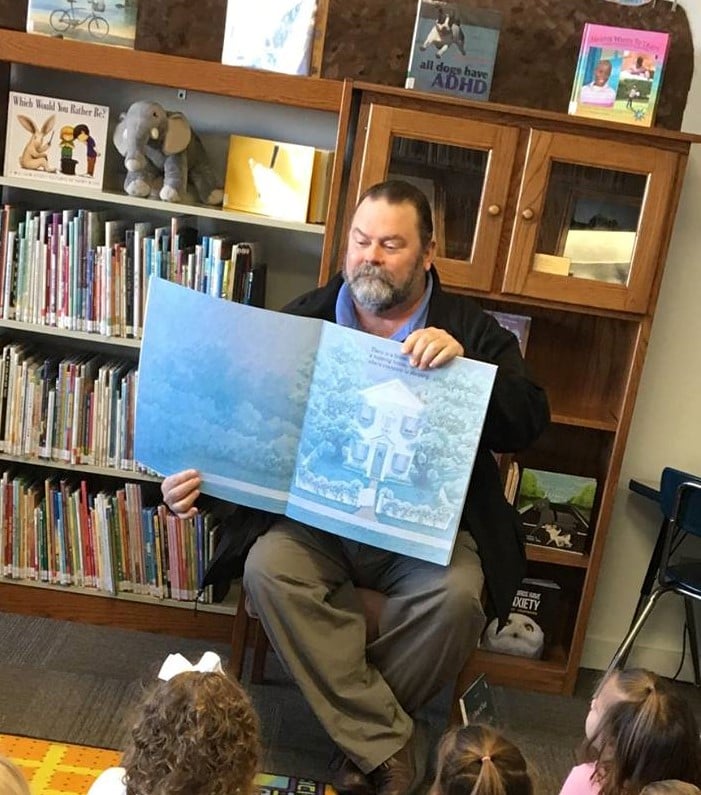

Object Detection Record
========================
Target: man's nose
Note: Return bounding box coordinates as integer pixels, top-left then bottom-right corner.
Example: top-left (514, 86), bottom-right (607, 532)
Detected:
top-left (365, 241), bottom-right (383, 263)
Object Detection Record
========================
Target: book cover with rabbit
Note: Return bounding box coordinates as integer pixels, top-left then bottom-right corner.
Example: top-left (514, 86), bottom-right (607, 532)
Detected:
top-left (3, 91), bottom-right (109, 188)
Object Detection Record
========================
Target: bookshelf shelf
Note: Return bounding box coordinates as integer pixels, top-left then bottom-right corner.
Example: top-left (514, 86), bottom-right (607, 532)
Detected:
top-left (0, 452), bottom-right (161, 482)
top-left (549, 410), bottom-right (618, 432)
top-left (0, 29), bottom-right (343, 113)
top-left (0, 578), bottom-right (238, 642)
top-left (0, 177), bottom-right (327, 236)
top-left (0, 318), bottom-right (142, 351)
top-left (526, 545), bottom-right (590, 569)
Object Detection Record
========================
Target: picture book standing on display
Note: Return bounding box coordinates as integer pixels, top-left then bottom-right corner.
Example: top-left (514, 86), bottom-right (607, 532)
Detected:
top-left (568, 22), bottom-right (670, 126)
top-left (405, 1), bottom-right (501, 102)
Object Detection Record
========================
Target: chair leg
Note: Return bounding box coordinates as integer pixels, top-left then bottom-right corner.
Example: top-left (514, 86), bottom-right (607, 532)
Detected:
top-left (683, 597), bottom-right (701, 687)
top-left (230, 584), bottom-right (251, 680)
top-left (250, 618), bottom-right (270, 684)
top-left (608, 586), bottom-right (672, 674)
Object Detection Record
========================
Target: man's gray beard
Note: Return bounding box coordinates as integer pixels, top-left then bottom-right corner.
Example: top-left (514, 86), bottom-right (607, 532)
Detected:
top-left (345, 262), bottom-right (415, 313)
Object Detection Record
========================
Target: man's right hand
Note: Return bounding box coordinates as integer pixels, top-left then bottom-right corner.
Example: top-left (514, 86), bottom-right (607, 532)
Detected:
top-left (161, 469), bottom-right (202, 519)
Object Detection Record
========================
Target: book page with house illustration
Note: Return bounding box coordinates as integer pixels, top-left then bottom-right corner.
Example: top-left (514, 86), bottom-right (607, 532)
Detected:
top-left (135, 278), bottom-right (496, 565)
top-left (287, 322), bottom-right (496, 565)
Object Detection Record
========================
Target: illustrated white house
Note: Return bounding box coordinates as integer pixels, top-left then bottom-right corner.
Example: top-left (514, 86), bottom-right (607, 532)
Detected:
top-left (345, 379), bottom-right (425, 483)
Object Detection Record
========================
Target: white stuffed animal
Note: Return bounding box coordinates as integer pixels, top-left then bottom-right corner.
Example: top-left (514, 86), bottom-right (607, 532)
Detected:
top-left (481, 613), bottom-right (545, 659)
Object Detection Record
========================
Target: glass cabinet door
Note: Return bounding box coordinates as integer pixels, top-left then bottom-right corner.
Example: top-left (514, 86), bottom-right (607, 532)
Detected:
top-left (357, 104), bottom-right (519, 291)
top-left (503, 130), bottom-right (677, 312)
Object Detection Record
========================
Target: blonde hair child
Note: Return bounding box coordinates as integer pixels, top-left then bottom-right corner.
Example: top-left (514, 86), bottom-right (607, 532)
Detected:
top-left (431, 724), bottom-right (532, 795)
top-left (559, 668), bottom-right (701, 795)
top-left (0, 756), bottom-right (31, 795)
top-left (640, 783), bottom-right (701, 795)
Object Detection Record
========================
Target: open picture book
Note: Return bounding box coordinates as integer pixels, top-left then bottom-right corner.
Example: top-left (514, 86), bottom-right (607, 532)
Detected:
top-left (135, 278), bottom-right (497, 565)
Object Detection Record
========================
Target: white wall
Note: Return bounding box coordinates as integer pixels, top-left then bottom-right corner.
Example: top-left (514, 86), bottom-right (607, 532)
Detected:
top-left (581, 2), bottom-right (701, 679)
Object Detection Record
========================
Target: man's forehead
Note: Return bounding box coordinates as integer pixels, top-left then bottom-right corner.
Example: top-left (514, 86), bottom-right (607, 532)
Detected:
top-left (352, 197), bottom-right (419, 234)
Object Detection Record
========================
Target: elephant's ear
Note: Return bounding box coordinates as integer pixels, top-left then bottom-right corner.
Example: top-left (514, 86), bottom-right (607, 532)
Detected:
top-left (112, 113), bottom-right (127, 155)
top-left (162, 112), bottom-right (192, 155)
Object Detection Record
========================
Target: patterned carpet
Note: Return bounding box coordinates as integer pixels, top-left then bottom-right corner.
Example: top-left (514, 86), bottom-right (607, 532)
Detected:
top-left (0, 734), bottom-right (333, 795)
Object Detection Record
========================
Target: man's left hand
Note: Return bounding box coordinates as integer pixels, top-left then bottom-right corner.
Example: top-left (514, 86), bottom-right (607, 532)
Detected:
top-left (401, 327), bottom-right (464, 369)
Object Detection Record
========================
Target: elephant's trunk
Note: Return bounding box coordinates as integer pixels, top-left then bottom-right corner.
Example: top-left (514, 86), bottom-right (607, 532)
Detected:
top-left (125, 154), bottom-right (147, 172)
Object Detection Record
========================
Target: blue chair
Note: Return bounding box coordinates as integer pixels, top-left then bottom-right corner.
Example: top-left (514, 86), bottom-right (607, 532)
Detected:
top-left (608, 467), bottom-right (701, 685)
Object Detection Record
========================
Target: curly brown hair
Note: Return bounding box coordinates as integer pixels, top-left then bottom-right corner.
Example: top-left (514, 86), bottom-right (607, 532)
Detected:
top-left (431, 724), bottom-right (532, 795)
top-left (121, 671), bottom-right (261, 795)
top-left (583, 669), bottom-right (701, 795)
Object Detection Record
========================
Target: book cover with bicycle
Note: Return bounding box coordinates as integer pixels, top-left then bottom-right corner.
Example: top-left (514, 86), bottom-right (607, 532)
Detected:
top-left (26, 0), bottom-right (138, 49)
top-left (3, 91), bottom-right (109, 188)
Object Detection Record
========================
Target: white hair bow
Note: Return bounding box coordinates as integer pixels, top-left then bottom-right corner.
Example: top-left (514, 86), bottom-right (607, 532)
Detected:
top-left (157, 651), bottom-right (224, 681)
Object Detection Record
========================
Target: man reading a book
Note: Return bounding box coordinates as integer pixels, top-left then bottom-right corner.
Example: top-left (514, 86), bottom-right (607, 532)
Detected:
top-left (161, 180), bottom-right (549, 795)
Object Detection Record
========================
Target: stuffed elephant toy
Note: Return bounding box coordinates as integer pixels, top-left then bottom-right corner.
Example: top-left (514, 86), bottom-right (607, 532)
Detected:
top-left (113, 100), bottom-right (223, 205)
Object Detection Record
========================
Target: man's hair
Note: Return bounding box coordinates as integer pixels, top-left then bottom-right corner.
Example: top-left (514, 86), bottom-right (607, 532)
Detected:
top-left (356, 179), bottom-right (434, 250)
top-left (583, 669), bottom-right (701, 795)
top-left (122, 671), bottom-right (261, 795)
top-left (432, 724), bottom-right (533, 795)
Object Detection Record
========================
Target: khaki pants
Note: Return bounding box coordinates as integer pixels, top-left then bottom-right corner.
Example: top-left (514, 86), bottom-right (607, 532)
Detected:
top-left (243, 519), bottom-right (486, 772)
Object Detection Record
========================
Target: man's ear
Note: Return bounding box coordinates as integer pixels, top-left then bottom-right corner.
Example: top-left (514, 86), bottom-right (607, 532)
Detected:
top-left (423, 239), bottom-right (436, 270)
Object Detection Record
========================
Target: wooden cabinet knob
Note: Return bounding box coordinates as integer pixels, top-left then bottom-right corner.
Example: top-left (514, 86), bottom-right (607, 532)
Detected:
top-left (521, 208), bottom-right (535, 220)
top-left (487, 204), bottom-right (501, 216)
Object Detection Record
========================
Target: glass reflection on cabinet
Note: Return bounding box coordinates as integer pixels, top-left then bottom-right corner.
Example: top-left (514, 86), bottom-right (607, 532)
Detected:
top-left (389, 135), bottom-right (488, 261)
top-left (535, 162), bottom-right (647, 287)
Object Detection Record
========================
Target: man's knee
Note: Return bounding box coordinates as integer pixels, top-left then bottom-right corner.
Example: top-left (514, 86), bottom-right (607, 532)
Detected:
top-left (439, 571), bottom-right (486, 628)
top-left (243, 532), bottom-right (283, 597)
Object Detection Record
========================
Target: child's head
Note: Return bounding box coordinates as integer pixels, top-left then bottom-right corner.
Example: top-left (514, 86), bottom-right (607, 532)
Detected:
top-left (431, 724), bottom-right (532, 795)
top-left (0, 756), bottom-right (31, 795)
top-left (583, 668), bottom-right (701, 795)
top-left (593, 59), bottom-right (612, 86)
top-left (641, 782), bottom-right (701, 795)
top-left (122, 667), bottom-right (261, 795)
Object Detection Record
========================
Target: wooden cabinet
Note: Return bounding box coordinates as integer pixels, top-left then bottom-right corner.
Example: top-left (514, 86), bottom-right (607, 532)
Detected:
top-left (0, 28), bottom-right (347, 638)
top-left (325, 83), bottom-right (700, 694)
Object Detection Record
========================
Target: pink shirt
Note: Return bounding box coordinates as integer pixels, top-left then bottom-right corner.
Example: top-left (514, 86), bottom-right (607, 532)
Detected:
top-left (559, 763), bottom-right (600, 795)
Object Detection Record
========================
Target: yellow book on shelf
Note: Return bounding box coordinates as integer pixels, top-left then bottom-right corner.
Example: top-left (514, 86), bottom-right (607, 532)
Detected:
top-left (307, 148), bottom-right (334, 224)
top-left (223, 135), bottom-right (315, 223)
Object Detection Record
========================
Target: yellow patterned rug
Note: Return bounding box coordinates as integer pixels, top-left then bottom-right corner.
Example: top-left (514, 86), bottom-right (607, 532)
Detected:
top-left (0, 734), bottom-right (333, 795)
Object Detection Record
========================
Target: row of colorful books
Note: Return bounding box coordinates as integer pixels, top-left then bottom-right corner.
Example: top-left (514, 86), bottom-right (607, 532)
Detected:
top-left (0, 344), bottom-right (143, 472)
top-left (0, 470), bottom-right (217, 601)
top-left (0, 205), bottom-right (266, 338)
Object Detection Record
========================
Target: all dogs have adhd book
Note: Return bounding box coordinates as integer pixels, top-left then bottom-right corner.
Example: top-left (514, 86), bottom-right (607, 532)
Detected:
top-left (568, 23), bottom-right (670, 127)
top-left (135, 278), bottom-right (498, 566)
top-left (3, 91), bottom-right (109, 188)
top-left (405, 1), bottom-right (501, 102)
top-left (517, 468), bottom-right (597, 555)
